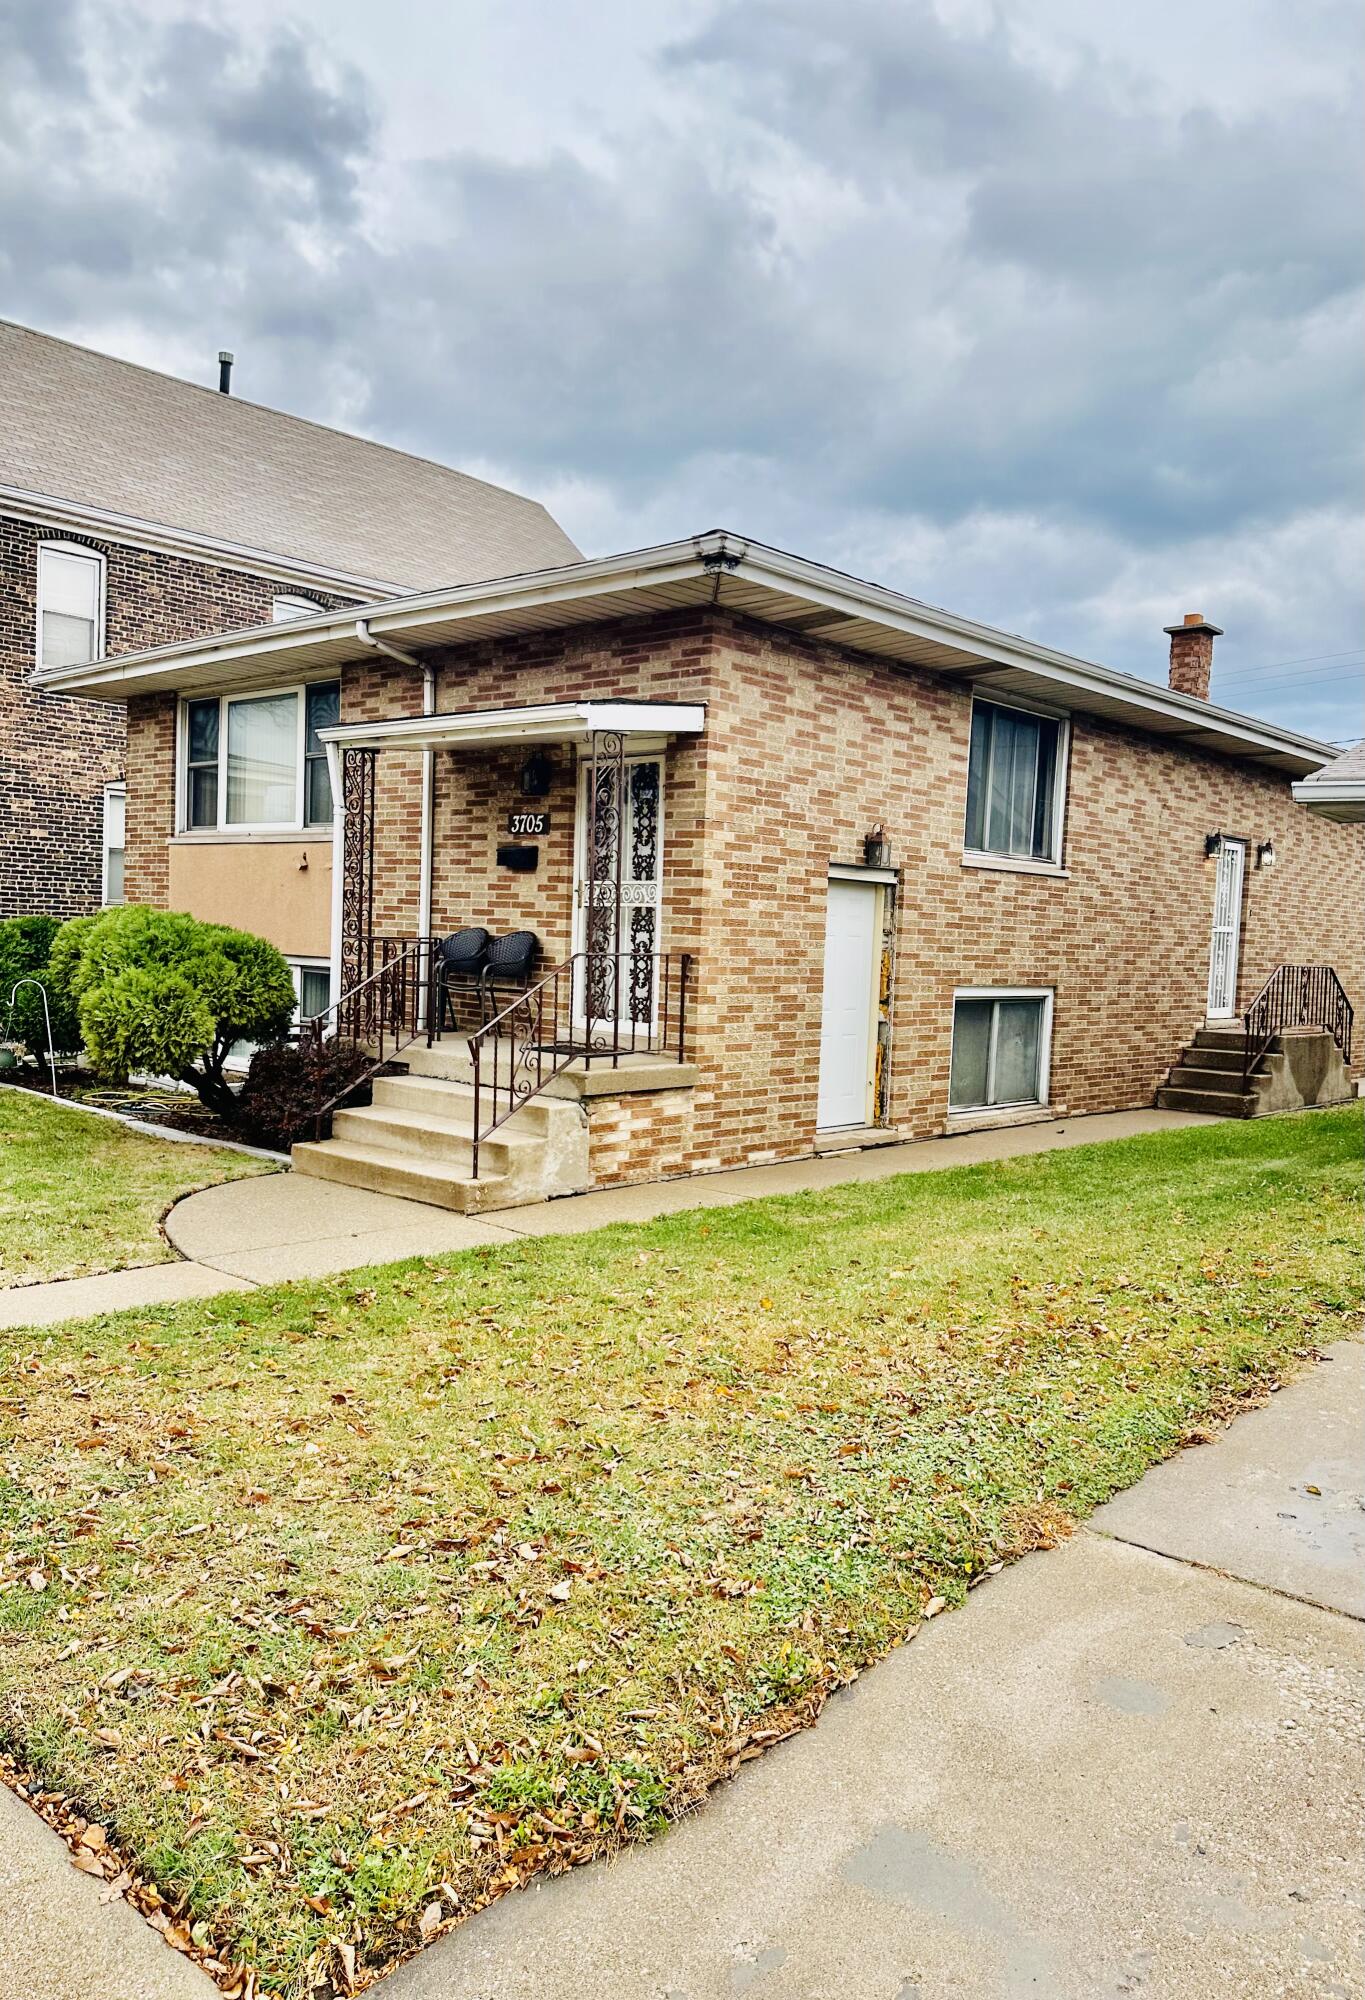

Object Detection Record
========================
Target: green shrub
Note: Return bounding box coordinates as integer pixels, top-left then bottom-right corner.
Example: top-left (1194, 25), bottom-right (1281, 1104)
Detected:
top-left (56, 906), bottom-right (298, 1120)
top-left (0, 914), bottom-right (82, 1056)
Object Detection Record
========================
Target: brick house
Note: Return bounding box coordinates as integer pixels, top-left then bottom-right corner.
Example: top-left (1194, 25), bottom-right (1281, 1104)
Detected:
top-left (37, 531), bottom-right (1362, 1205)
top-left (0, 321), bottom-right (579, 925)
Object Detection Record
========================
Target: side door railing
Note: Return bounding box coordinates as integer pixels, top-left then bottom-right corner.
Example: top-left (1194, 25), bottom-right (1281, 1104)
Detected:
top-left (1243, 963), bottom-right (1354, 1087)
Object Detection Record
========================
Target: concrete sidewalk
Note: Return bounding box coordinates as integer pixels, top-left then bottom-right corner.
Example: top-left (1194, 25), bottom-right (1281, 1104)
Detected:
top-left (0, 1107), bottom-right (1208, 1323)
top-left (380, 1344), bottom-right (1364, 2000)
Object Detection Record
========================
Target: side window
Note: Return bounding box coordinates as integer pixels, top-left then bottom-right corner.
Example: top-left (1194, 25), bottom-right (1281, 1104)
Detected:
top-left (102, 784), bottom-right (126, 905)
top-left (37, 544), bottom-right (105, 667)
top-left (304, 682), bottom-right (340, 823)
top-left (185, 699), bottom-right (220, 828)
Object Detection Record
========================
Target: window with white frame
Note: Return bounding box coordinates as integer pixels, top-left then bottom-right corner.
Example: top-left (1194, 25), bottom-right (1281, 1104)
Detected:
top-left (964, 699), bottom-right (1067, 864)
top-left (37, 543), bottom-right (105, 668)
top-left (181, 682), bottom-right (339, 831)
top-left (295, 961), bottom-right (332, 1022)
top-left (102, 783), bottom-right (126, 905)
top-left (949, 988), bottom-right (1053, 1112)
top-left (272, 594), bottom-right (323, 622)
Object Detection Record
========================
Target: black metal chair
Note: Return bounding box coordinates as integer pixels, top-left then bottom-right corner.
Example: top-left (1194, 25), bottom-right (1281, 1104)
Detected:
top-left (480, 930), bottom-right (539, 1025)
top-left (437, 927), bottom-right (490, 1031)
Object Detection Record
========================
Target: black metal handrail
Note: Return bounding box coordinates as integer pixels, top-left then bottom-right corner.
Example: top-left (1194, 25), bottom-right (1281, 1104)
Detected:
top-left (303, 937), bottom-right (436, 1138)
top-left (1242, 963), bottom-right (1354, 1087)
top-left (468, 949), bottom-right (692, 1178)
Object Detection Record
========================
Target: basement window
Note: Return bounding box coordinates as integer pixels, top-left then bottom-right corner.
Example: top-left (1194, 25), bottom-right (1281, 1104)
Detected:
top-left (964, 699), bottom-right (1068, 864)
top-left (37, 543), bottom-right (105, 668)
top-left (181, 681), bottom-right (339, 832)
top-left (949, 988), bottom-right (1053, 1112)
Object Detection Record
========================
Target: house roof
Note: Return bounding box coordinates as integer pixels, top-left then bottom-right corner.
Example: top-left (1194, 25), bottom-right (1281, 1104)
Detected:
top-left (0, 320), bottom-right (581, 592)
top-left (1291, 738), bottom-right (1365, 821)
top-left (32, 528), bottom-right (1339, 780)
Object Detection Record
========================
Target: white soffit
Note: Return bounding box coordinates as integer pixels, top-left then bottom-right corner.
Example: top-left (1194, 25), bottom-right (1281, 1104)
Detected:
top-left (31, 531), bottom-right (1337, 778)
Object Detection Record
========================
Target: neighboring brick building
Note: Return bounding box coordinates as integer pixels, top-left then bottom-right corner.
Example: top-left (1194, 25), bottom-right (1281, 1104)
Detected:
top-left (0, 319), bottom-right (580, 922)
top-left (40, 531), bottom-right (1362, 1205)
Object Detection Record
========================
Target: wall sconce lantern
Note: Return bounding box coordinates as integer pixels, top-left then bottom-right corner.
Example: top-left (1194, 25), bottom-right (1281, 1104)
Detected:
top-left (864, 823), bottom-right (892, 869)
top-left (1204, 830), bottom-right (1224, 859)
top-left (518, 750), bottom-right (553, 799)
top-left (1256, 839), bottom-right (1276, 871)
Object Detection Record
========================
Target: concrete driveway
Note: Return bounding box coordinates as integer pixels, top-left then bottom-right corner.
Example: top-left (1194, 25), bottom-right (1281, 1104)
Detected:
top-left (2, 1345), bottom-right (1359, 2000)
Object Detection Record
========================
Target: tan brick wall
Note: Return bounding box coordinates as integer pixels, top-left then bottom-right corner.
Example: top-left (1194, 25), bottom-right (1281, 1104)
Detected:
top-left (692, 614), bottom-right (1364, 1166)
top-left (340, 611), bottom-right (717, 973)
top-left (119, 601), bottom-right (1364, 1190)
top-left (124, 694), bottom-right (176, 907)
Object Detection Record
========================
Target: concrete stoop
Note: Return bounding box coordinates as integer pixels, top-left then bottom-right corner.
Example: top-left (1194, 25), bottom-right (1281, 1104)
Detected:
top-left (292, 1059), bottom-right (591, 1214)
top-left (1155, 1025), bottom-right (1353, 1119)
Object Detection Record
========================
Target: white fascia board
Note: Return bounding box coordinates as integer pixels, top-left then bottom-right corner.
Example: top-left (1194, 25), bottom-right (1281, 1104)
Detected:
top-left (29, 524), bottom-right (1337, 773)
top-left (1291, 778), bottom-right (1365, 817)
top-left (2, 484), bottom-right (404, 597)
top-left (719, 543), bottom-right (1335, 768)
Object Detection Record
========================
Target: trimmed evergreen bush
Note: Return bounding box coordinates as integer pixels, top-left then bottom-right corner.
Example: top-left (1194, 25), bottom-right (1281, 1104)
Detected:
top-left (55, 905), bottom-right (297, 1120)
top-left (0, 914), bottom-right (83, 1057)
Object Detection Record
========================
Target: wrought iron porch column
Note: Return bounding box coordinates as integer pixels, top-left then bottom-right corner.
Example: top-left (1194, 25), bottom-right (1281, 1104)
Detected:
top-left (339, 746), bottom-right (378, 1008)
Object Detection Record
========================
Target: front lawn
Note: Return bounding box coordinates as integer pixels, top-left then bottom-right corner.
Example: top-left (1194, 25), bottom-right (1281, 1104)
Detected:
top-left (0, 1107), bottom-right (1359, 1996)
top-left (0, 1089), bottom-right (277, 1286)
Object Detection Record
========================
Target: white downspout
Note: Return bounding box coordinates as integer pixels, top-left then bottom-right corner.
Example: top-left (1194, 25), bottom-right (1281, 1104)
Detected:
top-left (352, 619), bottom-right (435, 1016)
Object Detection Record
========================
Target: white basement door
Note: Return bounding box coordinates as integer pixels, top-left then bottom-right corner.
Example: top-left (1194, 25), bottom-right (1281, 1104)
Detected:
top-left (817, 877), bottom-right (878, 1129)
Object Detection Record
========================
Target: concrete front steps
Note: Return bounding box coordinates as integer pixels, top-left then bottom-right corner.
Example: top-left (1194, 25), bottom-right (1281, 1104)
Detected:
top-left (291, 1052), bottom-right (590, 1213)
top-left (1156, 1025), bottom-right (1353, 1118)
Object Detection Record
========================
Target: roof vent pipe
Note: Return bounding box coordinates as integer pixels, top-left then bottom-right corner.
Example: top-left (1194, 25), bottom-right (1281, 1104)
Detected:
top-left (217, 350), bottom-right (234, 394)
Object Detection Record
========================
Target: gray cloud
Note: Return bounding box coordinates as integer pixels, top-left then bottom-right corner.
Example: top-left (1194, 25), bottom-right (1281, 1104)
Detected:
top-left (0, 0), bottom-right (1359, 736)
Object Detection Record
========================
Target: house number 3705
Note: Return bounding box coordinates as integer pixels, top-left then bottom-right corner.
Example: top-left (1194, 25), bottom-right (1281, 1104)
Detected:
top-left (506, 810), bottom-right (550, 836)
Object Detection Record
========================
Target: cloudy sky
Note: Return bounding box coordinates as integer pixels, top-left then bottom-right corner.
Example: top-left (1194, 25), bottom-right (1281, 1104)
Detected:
top-left (3, 0), bottom-right (1361, 738)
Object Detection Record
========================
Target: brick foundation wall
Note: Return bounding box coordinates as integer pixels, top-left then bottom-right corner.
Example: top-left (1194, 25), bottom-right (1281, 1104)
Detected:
top-left (3, 511), bottom-right (357, 921)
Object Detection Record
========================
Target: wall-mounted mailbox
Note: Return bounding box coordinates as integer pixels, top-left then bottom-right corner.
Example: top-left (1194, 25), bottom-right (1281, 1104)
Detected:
top-left (496, 842), bottom-right (539, 873)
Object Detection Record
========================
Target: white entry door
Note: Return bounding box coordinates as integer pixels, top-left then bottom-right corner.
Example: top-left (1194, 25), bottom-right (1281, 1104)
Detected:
top-left (1206, 838), bottom-right (1246, 1018)
top-left (817, 877), bottom-right (879, 1129)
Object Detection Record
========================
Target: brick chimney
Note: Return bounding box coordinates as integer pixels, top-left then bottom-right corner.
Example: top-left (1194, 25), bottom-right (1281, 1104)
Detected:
top-left (1164, 611), bottom-right (1223, 700)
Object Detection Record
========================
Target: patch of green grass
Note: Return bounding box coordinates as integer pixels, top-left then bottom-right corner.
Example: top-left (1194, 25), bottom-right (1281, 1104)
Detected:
top-left (0, 1089), bottom-right (276, 1285)
top-left (0, 1107), bottom-right (1359, 1995)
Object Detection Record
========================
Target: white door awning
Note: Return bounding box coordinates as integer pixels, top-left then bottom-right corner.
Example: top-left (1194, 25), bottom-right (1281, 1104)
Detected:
top-left (318, 699), bottom-right (705, 755)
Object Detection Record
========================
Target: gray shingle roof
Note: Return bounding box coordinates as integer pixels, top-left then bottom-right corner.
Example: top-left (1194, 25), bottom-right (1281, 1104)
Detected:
top-left (1297, 738), bottom-right (1365, 786)
top-left (0, 320), bottom-right (581, 590)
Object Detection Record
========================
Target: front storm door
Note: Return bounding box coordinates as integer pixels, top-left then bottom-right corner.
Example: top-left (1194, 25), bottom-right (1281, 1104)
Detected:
top-left (573, 754), bottom-right (663, 1029)
top-left (817, 877), bottom-right (879, 1129)
top-left (1206, 837), bottom-right (1246, 1018)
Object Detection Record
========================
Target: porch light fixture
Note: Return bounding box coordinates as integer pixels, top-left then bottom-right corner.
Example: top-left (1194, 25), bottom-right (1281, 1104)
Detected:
top-left (864, 823), bottom-right (892, 869)
top-left (1204, 830), bottom-right (1224, 858)
top-left (518, 750), bottom-right (553, 798)
top-left (1256, 838), bottom-right (1276, 870)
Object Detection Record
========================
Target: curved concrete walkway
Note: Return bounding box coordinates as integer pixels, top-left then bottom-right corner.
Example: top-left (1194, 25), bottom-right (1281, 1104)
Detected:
top-left (0, 1108), bottom-right (1211, 1327)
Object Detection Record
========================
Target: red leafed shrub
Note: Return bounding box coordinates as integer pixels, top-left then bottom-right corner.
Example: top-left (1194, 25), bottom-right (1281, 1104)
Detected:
top-left (238, 1037), bottom-right (373, 1151)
